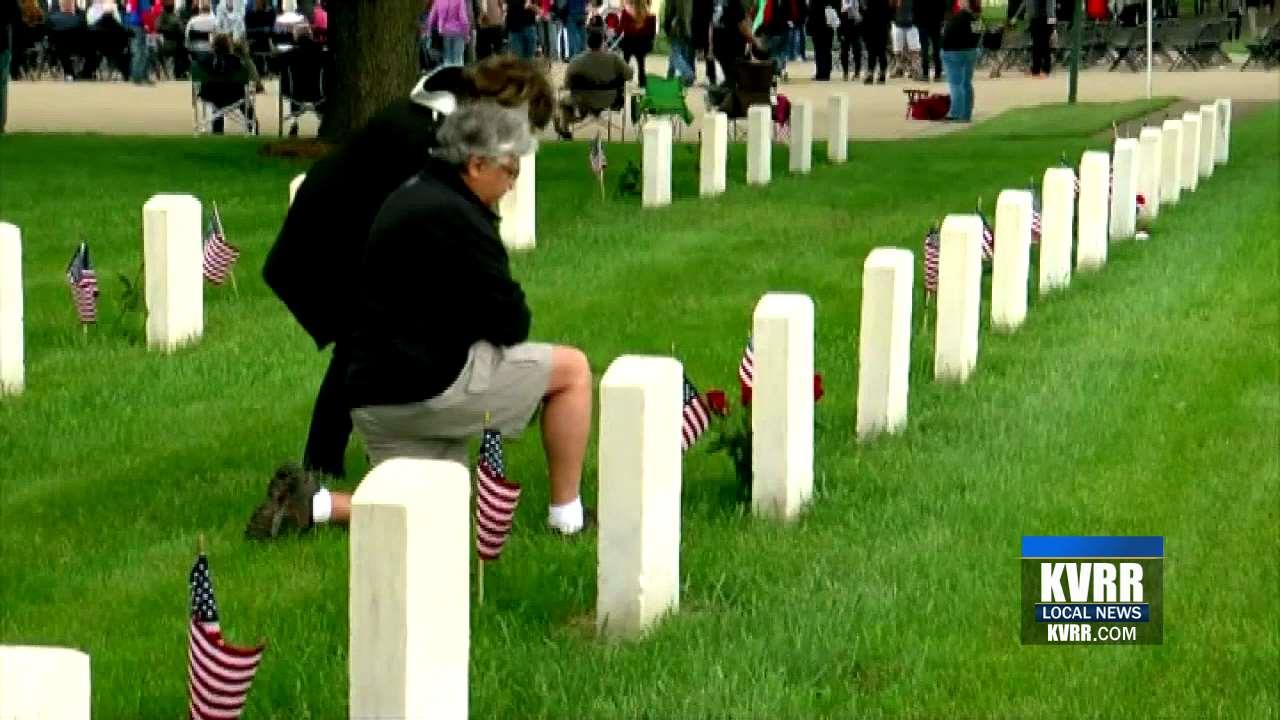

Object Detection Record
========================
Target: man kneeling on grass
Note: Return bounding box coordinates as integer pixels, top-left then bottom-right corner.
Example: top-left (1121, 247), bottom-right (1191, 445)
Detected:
top-left (246, 101), bottom-right (594, 540)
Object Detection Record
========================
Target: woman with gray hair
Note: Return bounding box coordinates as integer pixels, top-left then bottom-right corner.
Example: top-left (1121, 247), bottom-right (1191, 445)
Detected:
top-left (248, 101), bottom-right (595, 539)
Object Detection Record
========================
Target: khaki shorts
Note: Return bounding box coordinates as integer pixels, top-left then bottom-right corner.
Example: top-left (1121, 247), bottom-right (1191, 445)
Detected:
top-left (351, 341), bottom-right (554, 468)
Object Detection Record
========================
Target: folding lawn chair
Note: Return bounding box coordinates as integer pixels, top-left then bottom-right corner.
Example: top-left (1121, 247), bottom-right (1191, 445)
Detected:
top-left (630, 75), bottom-right (694, 140)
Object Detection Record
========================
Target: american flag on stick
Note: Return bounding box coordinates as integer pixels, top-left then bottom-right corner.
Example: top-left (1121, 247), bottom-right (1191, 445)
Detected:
top-left (923, 227), bottom-right (941, 297)
top-left (188, 553), bottom-right (264, 720)
top-left (589, 134), bottom-right (608, 200)
top-left (681, 375), bottom-right (712, 452)
top-left (66, 242), bottom-right (98, 325)
top-left (202, 203), bottom-right (240, 286)
top-left (1030, 189), bottom-right (1043, 244)
top-left (978, 210), bottom-right (995, 262)
top-left (476, 429), bottom-right (521, 561)
top-left (738, 338), bottom-right (755, 390)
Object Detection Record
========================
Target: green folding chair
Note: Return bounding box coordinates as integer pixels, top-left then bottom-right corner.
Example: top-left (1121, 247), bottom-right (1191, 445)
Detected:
top-left (630, 75), bottom-right (694, 140)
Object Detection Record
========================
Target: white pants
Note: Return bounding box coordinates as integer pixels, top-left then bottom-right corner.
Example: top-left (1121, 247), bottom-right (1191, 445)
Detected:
top-left (892, 24), bottom-right (921, 52)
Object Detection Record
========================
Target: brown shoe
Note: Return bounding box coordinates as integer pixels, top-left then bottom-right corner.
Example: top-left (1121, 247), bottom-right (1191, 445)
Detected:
top-left (244, 464), bottom-right (319, 540)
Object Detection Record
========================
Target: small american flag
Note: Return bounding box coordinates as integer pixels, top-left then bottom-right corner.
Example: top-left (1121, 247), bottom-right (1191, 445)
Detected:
top-left (1030, 188), bottom-right (1043, 243)
top-left (681, 375), bottom-right (712, 452)
top-left (66, 243), bottom-right (98, 325)
top-left (923, 227), bottom-right (941, 296)
top-left (188, 553), bottom-right (264, 720)
top-left (738, 338), bottom-right (754, 389)
top-left (978, 211), bottom-right (995, 261)
top-left (589, 135), bottom-right (608, 179)
top-left (202, 204), bottom-right (240, 286)
top-left (1060, 154), bottom-right (1078, 195)
top-left (476, 429), bottom-right (521, 561)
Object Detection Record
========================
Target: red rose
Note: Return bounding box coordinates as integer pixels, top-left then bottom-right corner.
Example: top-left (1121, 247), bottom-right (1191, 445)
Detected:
top-left (705, 389), bottom-right (729, 416)
top-left (740, 379), bottom-right (753, 407)
top-left (813, 373), bottom-right (825, 402)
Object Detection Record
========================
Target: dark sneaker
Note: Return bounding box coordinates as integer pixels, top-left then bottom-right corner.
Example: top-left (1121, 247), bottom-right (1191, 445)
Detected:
top-left (863, 74), bottom-right (874, 85)
top-left (244, 464), bottom-right (319, 540)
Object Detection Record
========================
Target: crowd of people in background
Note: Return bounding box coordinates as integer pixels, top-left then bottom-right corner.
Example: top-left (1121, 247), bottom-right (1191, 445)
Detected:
top-left (3, 0), bottom-right (325, 84)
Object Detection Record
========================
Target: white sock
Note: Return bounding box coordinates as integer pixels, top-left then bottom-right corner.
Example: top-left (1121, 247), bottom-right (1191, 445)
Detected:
top-left (312, 487), bottom-right (332, 525)
top-left (548, 497), bottom-right (583, 533)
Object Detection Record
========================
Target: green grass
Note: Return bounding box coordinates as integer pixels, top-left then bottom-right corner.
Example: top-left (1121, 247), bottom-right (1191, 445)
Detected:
top-left (963, 97), bottom-right (1175, 138)
top-left (1, 101), bottom-right (1277, 719)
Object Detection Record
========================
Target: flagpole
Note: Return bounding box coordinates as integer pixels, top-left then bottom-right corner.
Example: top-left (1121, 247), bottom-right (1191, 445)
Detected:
top-left (476, 410), bottom-right (492, 607)
top-left (228, 268), bottom-right (240, 299)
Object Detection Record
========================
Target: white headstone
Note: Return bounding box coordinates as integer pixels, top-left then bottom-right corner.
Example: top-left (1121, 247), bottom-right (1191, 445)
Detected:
top-left (751, 293), bottom-right (814, 520)
top-left (0, 223), bottom-right (22, 396)
top-left (597, 355), bottom-right (682, 639)
top-left (1040, 168), bottom-right (1075, 294)
top-left (1197, 103), bottom-right (1217, 178)
top-left (1180, 112), bottom-right (1201, 192)
top-left (1077, 151), bottom-right (1110, 269)
top-left (643, 118), bottom-right (674, 208)
top-left (1214, 98), bottom-right (1231, 164)
top-left (1138, 127), bottom-right (1163, 221)
top-left (1108, 139), bottom-right (1138, 241)
top-left (856, 248), bottom-right (913, 440)
top-left (288, 173), bottom-right (306, 206)
top-left (991, 189), bottom-right (1033, 332)
top-left (1160, 120), bottom-right (1183, 204)
top-left (934, 215), bottom-right (983, 382)
top-left (498, 153), bottom-right (536, 251)
top-left (0, 645), bottom-right (91, 720)
top-left (747, 105), bottom-right (772, 186)
top-left (789, 100), bottom-right (813, 174)
top-left (827, 95), bottom-right (849, 164)
top-left (142, 194), bottom-right (203, 352)
top-left (699, 111), bottom-right (728, 198)
top-left (350, 458), bottom-right (470, 720)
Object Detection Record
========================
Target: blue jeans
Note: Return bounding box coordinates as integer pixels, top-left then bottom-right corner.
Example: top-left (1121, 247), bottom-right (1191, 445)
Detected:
top-left (508, 27), bottom-right (537, 59)
top-left (565, 15), bottom-right (586, 57)
top-left (768, 33), bottom-right (789, 77)
top-left (129, 26), bottom-right (150, 82)
top-left (941, 48), bottom-right (976, 121)
top-left (666, 38), bottom-right (695, 85)
top-left (789, 25), bottom-right (806, 60)
top-left (442, 35), bottom-right (466, 66)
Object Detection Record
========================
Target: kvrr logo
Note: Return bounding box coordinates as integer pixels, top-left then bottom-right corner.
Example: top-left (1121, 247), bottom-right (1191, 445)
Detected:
top-left (1020, 536), bottom-right (1163, 645)
top-left (1040, 562), bottom-right (1144, 603)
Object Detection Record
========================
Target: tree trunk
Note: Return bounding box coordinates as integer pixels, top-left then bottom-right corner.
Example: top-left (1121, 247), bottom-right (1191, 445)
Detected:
top-left (320, 0), bottom-right (422, 141)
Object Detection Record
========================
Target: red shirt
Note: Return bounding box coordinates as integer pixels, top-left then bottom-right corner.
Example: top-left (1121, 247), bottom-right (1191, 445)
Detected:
top-left (143, 2), bottom-right (163, 31)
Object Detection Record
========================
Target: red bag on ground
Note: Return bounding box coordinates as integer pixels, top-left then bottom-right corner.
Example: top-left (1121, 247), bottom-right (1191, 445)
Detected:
top-left (909, 94), bottom-right (951, 121)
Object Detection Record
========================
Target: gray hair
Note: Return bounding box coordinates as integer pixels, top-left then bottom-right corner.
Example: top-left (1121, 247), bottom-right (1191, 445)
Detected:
top-left (432, 101), bottom-right (538, 167)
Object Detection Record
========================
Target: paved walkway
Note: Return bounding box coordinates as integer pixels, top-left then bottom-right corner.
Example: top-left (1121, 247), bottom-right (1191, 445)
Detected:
top-left (6, 60), bottom-right (1277, 140)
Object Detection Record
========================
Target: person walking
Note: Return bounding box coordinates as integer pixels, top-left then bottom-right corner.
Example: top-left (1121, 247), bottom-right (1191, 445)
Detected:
top-left (807, 0), bottom-right (837, 79)
top-left (941, 0), bottom-right (979, 121)
top-left (663, 0), bottom-right (696, 84)
top-left (427, 0), bottom-right (471, 66)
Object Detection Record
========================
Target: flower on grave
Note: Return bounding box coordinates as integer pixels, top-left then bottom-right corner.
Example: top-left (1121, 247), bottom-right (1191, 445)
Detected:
top-left (705, 389), bottom-right (730, 417)
top-left (712, 372), bottom-right (824, 501)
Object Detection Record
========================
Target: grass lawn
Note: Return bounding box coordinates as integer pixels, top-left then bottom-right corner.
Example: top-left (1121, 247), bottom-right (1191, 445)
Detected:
top-left (0, 100), bottom-right (1277, 719)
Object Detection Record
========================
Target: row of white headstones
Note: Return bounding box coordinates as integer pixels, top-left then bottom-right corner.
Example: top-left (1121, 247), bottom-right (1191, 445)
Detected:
top-left (0, 97), bottom-right (1232, 719)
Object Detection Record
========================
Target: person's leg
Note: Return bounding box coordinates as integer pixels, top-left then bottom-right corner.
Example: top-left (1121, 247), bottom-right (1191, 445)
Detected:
top-left (931, 23), bottom-right (942, 78)
top-left (0, 49), bottom-right (8, 134)
top-left (541, 345), bottom-right (592, 509)
top-left (814, 26), bottom-right (832, 79)
top-left (129, 26), bottom-right (148, 82)
top-left (302, 346), bottom-right (353, 479)
top-left (637, 51), bottom-right (648, 85)
top-left (962, 48), bottom-right (976, 120)
top-left (942, 49), bottom-right (961, 118)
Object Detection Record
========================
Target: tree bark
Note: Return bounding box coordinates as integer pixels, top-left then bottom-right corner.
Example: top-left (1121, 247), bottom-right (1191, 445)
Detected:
top-left (320, 0), bottom-right (422, 141)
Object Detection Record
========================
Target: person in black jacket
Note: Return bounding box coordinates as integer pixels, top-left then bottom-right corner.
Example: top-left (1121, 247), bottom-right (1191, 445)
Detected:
top-left (1026, 0), bottom-right (1055, 76)
top-left (248, 101), bottom-right (594, 539)
top-left (861, 0), bottom-right (891, 83)
top-left (915, 0), bottom-right (943, 80)
top-left (941, 0), bottom-right (979, 121)
top-left (261, 56), bottom-right (553, 485)
top-left (806, 0), bottom-right (836, 80)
